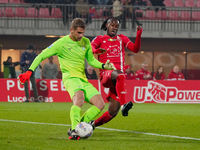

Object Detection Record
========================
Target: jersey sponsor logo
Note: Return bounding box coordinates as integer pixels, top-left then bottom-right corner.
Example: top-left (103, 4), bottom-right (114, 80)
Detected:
top-left (134, 81), bottom-right (200, 103)
top-left (108, 38), bottom-right (117, 41)
top-left (48, 44), bottom-right (53, 49)
top-left (106, 45), bottom-right (121, 57)
top-left (103, 40), bottom-right (106, 43)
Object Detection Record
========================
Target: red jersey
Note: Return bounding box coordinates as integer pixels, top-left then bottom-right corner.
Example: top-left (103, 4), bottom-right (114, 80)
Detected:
top-left (125, 72), bottom-right (135, 80)
top-left (167, 70), bottom-right (185, 80)
top-left (153, 72), bottom-right (165, 80)
top-left (91, 34), bottom-right (132, 72)
top-left (135, 68), bottom-right (152, 80)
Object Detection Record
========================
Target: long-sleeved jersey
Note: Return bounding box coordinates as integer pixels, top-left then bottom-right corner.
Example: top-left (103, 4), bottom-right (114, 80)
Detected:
top-left (29, 35), bottom-right (103, 82)
top-left (91, 33), bottom-right (141, 73)
top-left (92, 34), bottom-right (129, 72)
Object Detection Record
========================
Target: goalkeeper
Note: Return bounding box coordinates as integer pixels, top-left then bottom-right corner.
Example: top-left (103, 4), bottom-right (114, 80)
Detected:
top-left (18, 18), bottom-right (116, 140)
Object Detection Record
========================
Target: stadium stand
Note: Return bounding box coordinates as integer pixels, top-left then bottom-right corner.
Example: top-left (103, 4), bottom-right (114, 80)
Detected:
top-left (121, 0), bottom-right (126, 4)
top-left (99, 8), bottom-right (103, 18)
top-left (185, 0), bottom-right (195, 7)
top-left (191, 11), bottom-right (200, 19)
top-left (51, 8), bottom-right (62, 18)
top-left (173, 0), bottom-right (184, 7)
top-left (145, 10), bottom-right (156, 19)
top-left (0, 2), bottom-right (199, 21)
top-left (0, 0), bottom-right (8, 3)
top-left (157, 10), bottom-right (167, 19)
top-left (89, 7), bottom-right (98, 18)
top-left (15, 7), bottom-right (26, 17)
top-left (180, 10), bottom-right (191, 19)
top-left (9, 0), bottom-right (20, 3)
top-left (163, 0), bottom-right (173, 7)
top-left (27, 7), bottom-right (38, 17)
top-left (135, 9), bottom-right (144, 19)
top-left (196, 0), bottom-right (200, 7)
top-left (2, 7), bottom-right (14, 17)
top-left (168, 10), bottom-right (179, 19)
top-left (39, 7), bottom-right (50, 18)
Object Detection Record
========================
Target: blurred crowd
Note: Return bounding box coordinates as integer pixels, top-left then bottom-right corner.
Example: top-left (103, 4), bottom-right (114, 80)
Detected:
top-left (124, 62), bottom-right (185, 81)
top-left (22, 0), bottom-right (165, 28)
top-left (3, 44), bottom-right (59, 79)
top-left (3, 54), bottom-right (185, 81)
top-left (84, 62), bottom-right (185, 81)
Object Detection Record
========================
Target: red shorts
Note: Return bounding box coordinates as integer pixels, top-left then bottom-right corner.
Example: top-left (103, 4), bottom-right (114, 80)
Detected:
top-left (100, 70), bottom-right (120, 102)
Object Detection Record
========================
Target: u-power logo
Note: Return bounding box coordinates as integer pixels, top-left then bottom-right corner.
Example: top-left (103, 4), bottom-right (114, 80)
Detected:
top-left (134, 81), bottom-right (200, 103)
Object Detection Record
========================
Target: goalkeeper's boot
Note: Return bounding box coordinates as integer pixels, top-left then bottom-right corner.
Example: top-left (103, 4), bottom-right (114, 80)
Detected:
top-left (67, 128), bottom-right (72, 136)
top-left (89, 120), bottom-right (95, 130)
top-left (121, 101), bottom-right (133, 116)
top-left (68, 129), bottom-right (80, 140)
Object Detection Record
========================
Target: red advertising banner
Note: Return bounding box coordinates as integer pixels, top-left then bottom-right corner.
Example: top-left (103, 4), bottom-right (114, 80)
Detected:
top-left (129, 80), bottom-right (200, 103)
top-left (0, 79), bottom-right (200, 103)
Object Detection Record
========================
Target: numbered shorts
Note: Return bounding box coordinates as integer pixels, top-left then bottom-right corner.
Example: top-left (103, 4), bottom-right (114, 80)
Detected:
top-left (63, 77), bottom-right (100, 103)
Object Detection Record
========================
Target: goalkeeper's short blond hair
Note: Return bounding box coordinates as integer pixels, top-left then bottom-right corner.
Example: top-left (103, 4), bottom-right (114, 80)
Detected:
top-left (71, 18), bottom-right (86, 30)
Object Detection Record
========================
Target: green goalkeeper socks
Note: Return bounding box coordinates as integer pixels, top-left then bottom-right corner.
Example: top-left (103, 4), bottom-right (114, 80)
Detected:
top-left (80, 105), bottom-right (101, 123)
top-left (70, 105), bottom-right (81, 130)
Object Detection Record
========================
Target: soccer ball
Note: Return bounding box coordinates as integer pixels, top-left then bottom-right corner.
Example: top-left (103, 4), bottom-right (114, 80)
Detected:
top-left (75, 122), bottom-right (93, 138)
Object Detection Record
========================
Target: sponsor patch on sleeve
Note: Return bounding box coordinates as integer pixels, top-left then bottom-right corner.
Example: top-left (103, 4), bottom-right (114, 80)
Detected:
top-left (48, 44), bottom-right (53, 49)
top-left (92, 37), bottom-right (96, 42)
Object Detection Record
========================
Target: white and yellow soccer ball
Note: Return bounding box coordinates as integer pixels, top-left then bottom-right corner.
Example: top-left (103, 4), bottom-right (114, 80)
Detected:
top-left (75, 122), bottom-right (93, 138)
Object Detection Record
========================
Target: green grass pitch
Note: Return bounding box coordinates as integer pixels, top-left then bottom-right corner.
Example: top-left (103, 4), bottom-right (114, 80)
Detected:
top-left (0, 102), bottom-right (200, 150)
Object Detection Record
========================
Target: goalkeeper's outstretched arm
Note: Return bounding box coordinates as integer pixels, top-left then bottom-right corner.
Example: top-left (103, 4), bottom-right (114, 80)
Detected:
top-left (17, 53), bottom-right (54, 84)
top-left (18, 41), bottom-right (60, 84)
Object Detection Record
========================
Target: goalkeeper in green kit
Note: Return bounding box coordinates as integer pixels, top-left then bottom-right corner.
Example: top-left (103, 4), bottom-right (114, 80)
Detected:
top-left (18, 18), bottom-right (116, 140)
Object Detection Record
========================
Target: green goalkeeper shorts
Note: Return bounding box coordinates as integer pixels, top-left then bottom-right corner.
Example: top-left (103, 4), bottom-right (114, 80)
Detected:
top-left (63, 77), bottom-right (100, 103)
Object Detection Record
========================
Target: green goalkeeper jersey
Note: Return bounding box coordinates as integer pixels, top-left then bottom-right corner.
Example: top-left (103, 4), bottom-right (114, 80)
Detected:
top-left (29, 35), bottom-right (103, 82)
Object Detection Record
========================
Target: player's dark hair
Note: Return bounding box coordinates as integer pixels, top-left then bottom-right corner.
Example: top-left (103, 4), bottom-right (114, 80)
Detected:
top-left (71, 18), bottom-right (86, 30)
top-left (101, 17), bottom-right (121, 31)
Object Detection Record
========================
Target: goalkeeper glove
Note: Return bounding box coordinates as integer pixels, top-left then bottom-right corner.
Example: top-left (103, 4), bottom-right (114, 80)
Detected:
top-left (102, 60), bottom-right (116, 70)
top-left (17, 70), bottom-right (33, 84)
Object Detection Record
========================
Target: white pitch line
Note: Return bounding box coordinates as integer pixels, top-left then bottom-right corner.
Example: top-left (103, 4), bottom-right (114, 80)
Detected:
top-left (1, 109), bottom-right (47, 111)
top-left (0, 119), bottom-right (200, 141)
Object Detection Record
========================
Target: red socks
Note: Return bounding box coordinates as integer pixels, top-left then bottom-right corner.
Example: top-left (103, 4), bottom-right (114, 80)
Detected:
top-left (116, 74), bottom-right (126, 105)
top-left (94, 111), bottom-right (113, 127)
top-left (94, 74), bottom-right (127, 127)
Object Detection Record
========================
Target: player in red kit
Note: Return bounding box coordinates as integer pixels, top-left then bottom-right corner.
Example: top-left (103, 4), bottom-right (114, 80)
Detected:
top-left (90, 17), bottom-right (142, 128)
